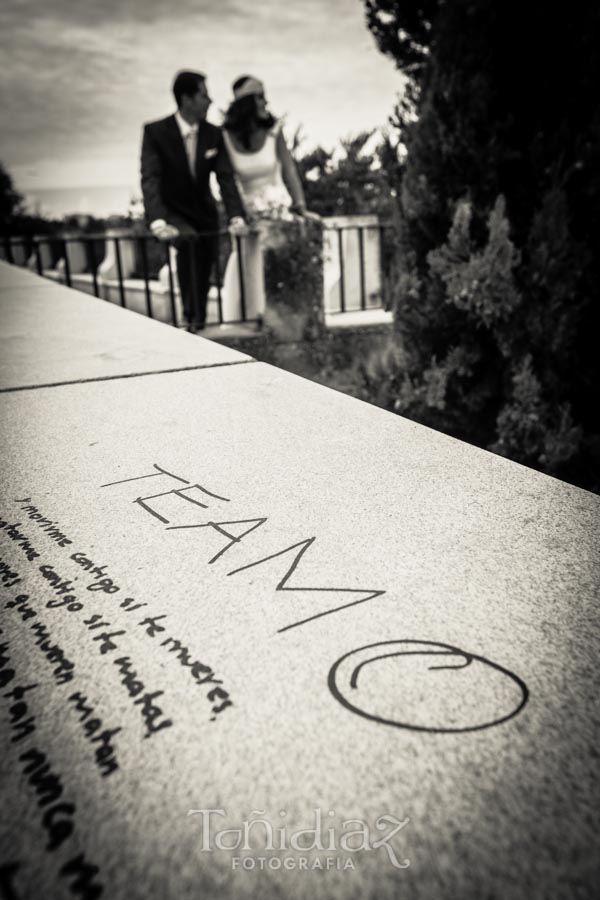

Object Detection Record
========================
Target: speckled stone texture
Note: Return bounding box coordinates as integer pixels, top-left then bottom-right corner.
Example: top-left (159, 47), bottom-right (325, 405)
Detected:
top-left (0, 266), bottom-right (598, 900)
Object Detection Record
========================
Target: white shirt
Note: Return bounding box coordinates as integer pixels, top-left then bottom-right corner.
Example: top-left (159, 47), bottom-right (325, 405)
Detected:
top-left (175, 110), bottom-right (198, 178)
top-left (174, 109), bottom-right (197, 140)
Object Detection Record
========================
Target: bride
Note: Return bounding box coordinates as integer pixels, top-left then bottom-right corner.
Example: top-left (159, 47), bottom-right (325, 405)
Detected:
top-left (220, 75), bottom-right (314, 323)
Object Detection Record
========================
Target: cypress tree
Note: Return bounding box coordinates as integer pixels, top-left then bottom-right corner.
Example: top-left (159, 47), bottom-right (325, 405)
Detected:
top-left (363, 0), bottom-right (600, 490)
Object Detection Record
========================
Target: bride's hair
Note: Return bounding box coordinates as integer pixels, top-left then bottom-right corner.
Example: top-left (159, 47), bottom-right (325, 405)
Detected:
top-left (224, 77), bottom-right (276, 149)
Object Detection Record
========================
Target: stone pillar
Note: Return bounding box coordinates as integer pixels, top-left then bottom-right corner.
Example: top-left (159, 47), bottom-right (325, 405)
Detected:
top-left (219, 230), bottom-right (266, 324)
top-left (262, 219), bottom-right (324, 341)
top-left (157, 245), bottom-right (180, 294)
top-left (26, 236), bottom-right (54, 271)
top-left (98, 229), bottom-right (137, 281)
top-left (97, 229), bottom-right (137, 302)
top-left (7, 238), bottom-right (28, 266)
top-left (56, 233), bottom-right (89, 280)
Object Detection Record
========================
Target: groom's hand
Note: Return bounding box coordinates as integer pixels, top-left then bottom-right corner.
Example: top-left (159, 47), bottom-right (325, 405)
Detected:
top-left (150, 219), bottom-right (180, 241)
top-left (228, 216), bottom-right (249, 236)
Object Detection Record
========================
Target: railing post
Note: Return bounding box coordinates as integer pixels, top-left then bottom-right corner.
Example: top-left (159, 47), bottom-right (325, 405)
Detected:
top-left (235, 234), bottom-right (246, 322)
top-left (189, 236), bottom-right (200, 324)
top-left (98, 228), bottom-right (136, 303)
top-left (215, 231), bottom-right (223, 325)
top-left (337, 227), bottom-right (346, 313)
top-left (378, 224), bottom-right (386, 309)
top-left (87, 239), bottom-right (100, 297)
top-left (26, 235), bottom-right (51, 272)
top-left (3, 236), bottom-right (14, 265)
top-left (58, 232), bottom-right (89, 284)
top-left (33, 239), bottom-right (43, 276)
top-left (164, 242), bottom-right (177, 326)
top-left (358, 226), bottom-right (366, 310)
top-left (114, 238), bottom-right (126, 307)
top-left (14, 236), bottom-right (31, 267)
top-left (261, 218), bottom-right (323, 340)
top-left (140, 237), bottom-right (153, 318)
top-left (62, 238), bottom-right (72, 287)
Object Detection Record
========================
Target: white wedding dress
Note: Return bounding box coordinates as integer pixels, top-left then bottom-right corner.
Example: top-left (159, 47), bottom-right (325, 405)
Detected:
top-left (221, 122), bottom-right (291, 322)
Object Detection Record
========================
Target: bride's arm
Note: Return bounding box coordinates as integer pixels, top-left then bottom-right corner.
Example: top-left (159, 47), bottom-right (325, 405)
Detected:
top-left (214, 129), bottom-right (246, 222)
top-left (276, 131), bottom-right (307, 212)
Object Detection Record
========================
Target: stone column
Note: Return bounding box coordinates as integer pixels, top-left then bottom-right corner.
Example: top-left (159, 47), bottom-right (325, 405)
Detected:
top-left (98, 229), bottom-right (137, 281)
top-left (26, 237), bottom-right (54, 271)
top-left (97, 228), bottom-right (137, 302)
top-left (56, 232), bottom-right (89, 280)
top-left (262, 219), bottom-right (324, 341)
top-left (4, 238), bottom-right (28, 266)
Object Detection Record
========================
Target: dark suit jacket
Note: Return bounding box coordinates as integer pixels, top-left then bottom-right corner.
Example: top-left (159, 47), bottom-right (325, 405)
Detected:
top-left (140, 115), bottom-right (244, 231)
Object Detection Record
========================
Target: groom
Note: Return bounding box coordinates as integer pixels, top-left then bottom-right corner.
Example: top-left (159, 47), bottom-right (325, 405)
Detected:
top-left (141, 70), bottom-right (245, 331)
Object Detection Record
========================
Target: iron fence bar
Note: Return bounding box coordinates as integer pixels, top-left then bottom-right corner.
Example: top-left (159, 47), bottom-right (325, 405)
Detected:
top-left (165, 242), bottom-right (177, 326)
top-left (189, 237), bottom-right (200, 325)
top-left (378, 224), bottom-right (385, 309)
top-left (62, 239), bottom-right (72, 287)
top-left (235, 234), bottom-right (246, 322)
top-left (140, 238), bottom-right (153, 318)
top-left (337, 227), bottom-right (346, 313)
top-left (3, 222), bottom-right (399, 323)
top-left (33, 239), bottom-right (43, 276)
top-left (3, 237), bottom-right (14, 264)
top-left (214, 232), bottom-right (223, 324)
top-left (87, 239), bottom-right (100, 297)
top-left (358, 227), bottom-right (366, 310)
top-left (114, 238), bottom-right (126, 307)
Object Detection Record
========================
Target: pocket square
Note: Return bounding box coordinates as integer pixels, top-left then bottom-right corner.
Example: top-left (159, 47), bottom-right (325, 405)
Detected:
top-left (204, 148), bottom-right (218, 159)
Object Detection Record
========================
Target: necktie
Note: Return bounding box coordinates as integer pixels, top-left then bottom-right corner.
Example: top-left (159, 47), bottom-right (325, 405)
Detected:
top-left (185, 128), bottom-right (198, 178)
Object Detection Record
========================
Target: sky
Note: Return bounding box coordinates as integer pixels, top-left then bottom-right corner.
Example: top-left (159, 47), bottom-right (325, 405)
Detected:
top-left (0, 0), bottom-right (405, 199)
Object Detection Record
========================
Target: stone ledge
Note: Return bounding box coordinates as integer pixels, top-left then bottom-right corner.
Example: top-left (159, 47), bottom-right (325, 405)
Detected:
top-left (0, 257), bottom-right (598, 900)
top-left (0, 261), bottom-right (253, 390)
top-left (325, 308), bottom-right (394, 328)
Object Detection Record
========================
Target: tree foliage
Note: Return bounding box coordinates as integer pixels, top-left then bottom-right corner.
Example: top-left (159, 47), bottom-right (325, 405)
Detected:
top-left (295, 130), bottom-right (402, 219)
top-left (0, 161), bottom-right (24, 226)
top-left (365, 0), bottom-right (438, 78)
top-left (362, 0), bottom-right (600, 490)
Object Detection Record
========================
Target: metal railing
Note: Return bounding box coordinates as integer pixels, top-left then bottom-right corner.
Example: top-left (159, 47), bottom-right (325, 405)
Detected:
top-left (2, 221), bottom-right (397, 326)
top-left (325, 222), bottom-right (395, 315)
top-left (1, 230), bottom-right (252, 329)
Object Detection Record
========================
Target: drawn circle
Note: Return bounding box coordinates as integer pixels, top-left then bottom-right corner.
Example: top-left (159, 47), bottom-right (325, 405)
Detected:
top-left (328, 640), bottom-right (529, 733)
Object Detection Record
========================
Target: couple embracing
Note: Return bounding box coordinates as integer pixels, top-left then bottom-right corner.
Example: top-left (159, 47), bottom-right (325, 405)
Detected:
top-left (141, 69), bottom-right (317, 332)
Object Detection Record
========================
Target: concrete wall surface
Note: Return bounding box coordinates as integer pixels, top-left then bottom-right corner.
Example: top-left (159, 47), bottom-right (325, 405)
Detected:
top-left (0, 261), bottom-right (599, 900)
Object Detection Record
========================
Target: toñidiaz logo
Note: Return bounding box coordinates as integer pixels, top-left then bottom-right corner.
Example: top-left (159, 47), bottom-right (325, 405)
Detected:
top-left (187, 808), bottom-right (410, 871)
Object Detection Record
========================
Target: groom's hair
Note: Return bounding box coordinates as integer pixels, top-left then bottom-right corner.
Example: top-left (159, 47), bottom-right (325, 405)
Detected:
top-left (172, 71), bottom-right (206, 108)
